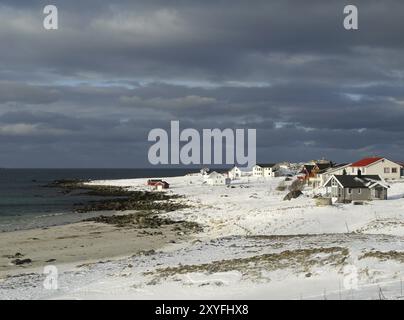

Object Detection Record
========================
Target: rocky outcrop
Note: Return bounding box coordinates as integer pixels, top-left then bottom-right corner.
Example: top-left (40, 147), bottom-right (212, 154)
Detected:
top-left (283, 190), bottom-right (303, 201)
top-left (46, 179), bottom-right (189, 213)
top-left (11, 258), bottom-right (32, 266)
top-left (84, 212), bottom-right (202, 233)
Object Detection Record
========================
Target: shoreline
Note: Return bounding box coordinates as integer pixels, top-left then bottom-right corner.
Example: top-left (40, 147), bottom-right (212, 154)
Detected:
top-left (1, 175), bottom-right (404, 299)
top-left (0, 210), bottom-right (196, 279)
top-left (1, 177), bottom-right (201, 279)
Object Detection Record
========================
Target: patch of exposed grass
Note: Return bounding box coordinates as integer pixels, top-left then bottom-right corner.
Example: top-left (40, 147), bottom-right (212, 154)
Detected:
top-left (144, 247), bottom-right (349, 283)
top-left (359, 250), bottom-right (404, 263)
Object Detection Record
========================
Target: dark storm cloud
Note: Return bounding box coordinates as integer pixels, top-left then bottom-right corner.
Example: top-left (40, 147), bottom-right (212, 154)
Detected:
top-left (0, 81), bottom-right (60, 104)
top-left (1, 0), bottom-right (404, 81)
top-left (0, 0), bottom-right (403, 167)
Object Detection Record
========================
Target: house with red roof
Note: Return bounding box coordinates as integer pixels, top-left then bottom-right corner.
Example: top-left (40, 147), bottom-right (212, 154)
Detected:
top-left (147, 179), bottom-right (170, 191)
top-left (348, 157), bottom-right (402, 180)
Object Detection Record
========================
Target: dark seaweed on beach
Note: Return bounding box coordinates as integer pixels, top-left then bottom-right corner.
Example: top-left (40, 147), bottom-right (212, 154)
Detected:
top-left (47, 179), bottom-right (190, 213)
top-left (74, 187), bottom-right (187, 213)
top-left (83, 212), bottom-right (202, 232)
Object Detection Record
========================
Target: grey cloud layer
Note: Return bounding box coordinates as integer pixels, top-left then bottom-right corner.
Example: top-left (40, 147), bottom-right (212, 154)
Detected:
top-left (0, 1), bottom-right (403, 167)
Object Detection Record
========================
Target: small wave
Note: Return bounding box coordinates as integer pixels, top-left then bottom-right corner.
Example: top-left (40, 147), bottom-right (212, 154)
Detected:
top-left (35, 212), bottom-right (71, 218)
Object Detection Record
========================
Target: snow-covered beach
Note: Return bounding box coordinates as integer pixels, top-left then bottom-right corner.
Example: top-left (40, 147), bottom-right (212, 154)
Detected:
top-left (1, 174), bottom-right (404, 300)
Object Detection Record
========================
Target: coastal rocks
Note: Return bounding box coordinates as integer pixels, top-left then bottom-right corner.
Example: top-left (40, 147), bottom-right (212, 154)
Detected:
top-left (4, 253), bottom-right (33, 266)
top-left (11, 258), bottom-right (32, 266)
top-left (45, 179), bottom-right (88, 188)
top-left (75, 198), bottom-right (187, 213)
top-left (84, 212), bottom-right (203, 234)
top-left (74, 190), bottom-right (187, 213)
top-left (138, 250), bottom-right (156, 256)
top-left (283, 190), bottom-right (303, 201)
top-left (47, 178), bottom-right (189, 213)
top-left (44, 179), bottom-right (89, 193)
top-left (45, 178), bottom-right (200, 234)
top-left (3, 252), bottom-right (24, 259)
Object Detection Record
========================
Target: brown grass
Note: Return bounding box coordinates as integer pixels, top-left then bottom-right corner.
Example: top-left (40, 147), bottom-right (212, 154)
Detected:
top-left (359, 250), bottom-right (404, 263)
top-left (144, 247), bottom-right (349, 283)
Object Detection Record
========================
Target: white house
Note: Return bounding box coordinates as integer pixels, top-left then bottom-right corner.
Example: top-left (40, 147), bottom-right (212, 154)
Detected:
top-left (228, 166), bottom-right (252, 180)
top-left (205, 171), bottom-right (231, 186)
top-left (347, 157), bottom-right (402, 180)
top-left (252, 163), bottom-right (276, 177)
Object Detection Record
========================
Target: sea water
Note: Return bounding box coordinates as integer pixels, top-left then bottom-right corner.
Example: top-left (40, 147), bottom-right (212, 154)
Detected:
top-left (0, 168), bottom-right (196, 232)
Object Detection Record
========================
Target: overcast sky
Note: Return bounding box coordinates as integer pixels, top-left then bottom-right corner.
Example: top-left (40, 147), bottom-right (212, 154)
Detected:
top-left (0, 0), bottom-right (403, 168)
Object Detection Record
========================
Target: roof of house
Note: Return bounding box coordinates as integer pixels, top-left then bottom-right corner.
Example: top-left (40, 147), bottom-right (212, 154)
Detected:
top-left (328, 175), bottom-right (388, 189)
top-left (396, 161), bottom-right (404, 168)
top-left (322, 163), bottom-right (351, 174)
top-left (155, 181), bottom-right (169, 185)
top-left (148, 179), bottom-right (169, 186)
top-left (315, 163), bottom-right (332, 171)
top-left (208, 171), bottom-right (227, 178)
top-left (215, 169), bottom-right (229, 174)
top-left (256, 163), bottom-right (276, 168)
top-left (334, 163), bottom-right (350, 168)
top-left (351, 157), bottom-right (383, 167)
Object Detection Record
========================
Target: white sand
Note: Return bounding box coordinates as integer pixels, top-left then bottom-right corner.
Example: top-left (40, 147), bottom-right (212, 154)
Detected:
top-left (0, 214), bottom-right (190, 278)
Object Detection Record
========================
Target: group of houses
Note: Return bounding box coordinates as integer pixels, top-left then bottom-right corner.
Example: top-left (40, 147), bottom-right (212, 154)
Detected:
top-left (202, 163), bottom-right (286, 186)
top-left (202, 162), bottom-right (301, 185)
top-left (202, 156), bottom-right (403, 203)
top-left (148, 155), bottom-right (403, 204)
top-left (300, 157), bottom-right (403, 202)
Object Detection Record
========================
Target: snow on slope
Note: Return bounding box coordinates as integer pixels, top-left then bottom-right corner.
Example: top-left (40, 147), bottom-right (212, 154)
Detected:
top-left (2, 175), bottom-right (404, 300)
top-left (87, 175), bottom-right (404, 237)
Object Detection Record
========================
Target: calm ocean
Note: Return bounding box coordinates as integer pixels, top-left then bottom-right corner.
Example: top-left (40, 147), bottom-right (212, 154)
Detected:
top-left (0, 168), bottom-right (197, 232)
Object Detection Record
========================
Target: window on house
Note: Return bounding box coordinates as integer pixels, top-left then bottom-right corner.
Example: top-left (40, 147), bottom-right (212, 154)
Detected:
top-left (348, 188), bottom-right (352, 194)
top-left (358, 189), bottom-right (362, 194)
top-left (362, 168), bottom-right (366, 174)
top-left (392, 168), bottom-right (398, 173)
top-left (352, 168), bottom-right (355, 173)
top-left (384, 168), bottom-right (390, 174)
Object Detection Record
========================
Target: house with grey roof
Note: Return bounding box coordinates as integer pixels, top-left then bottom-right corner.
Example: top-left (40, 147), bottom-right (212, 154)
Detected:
top-left (320, 163), bottom-right (351, 186)
top-left (323, 173), bottom-right (389, 203)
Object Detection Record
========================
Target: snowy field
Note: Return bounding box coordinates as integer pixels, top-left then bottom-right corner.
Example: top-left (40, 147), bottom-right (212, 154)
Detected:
top-left (2, 175), bottom-right (404, 300)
